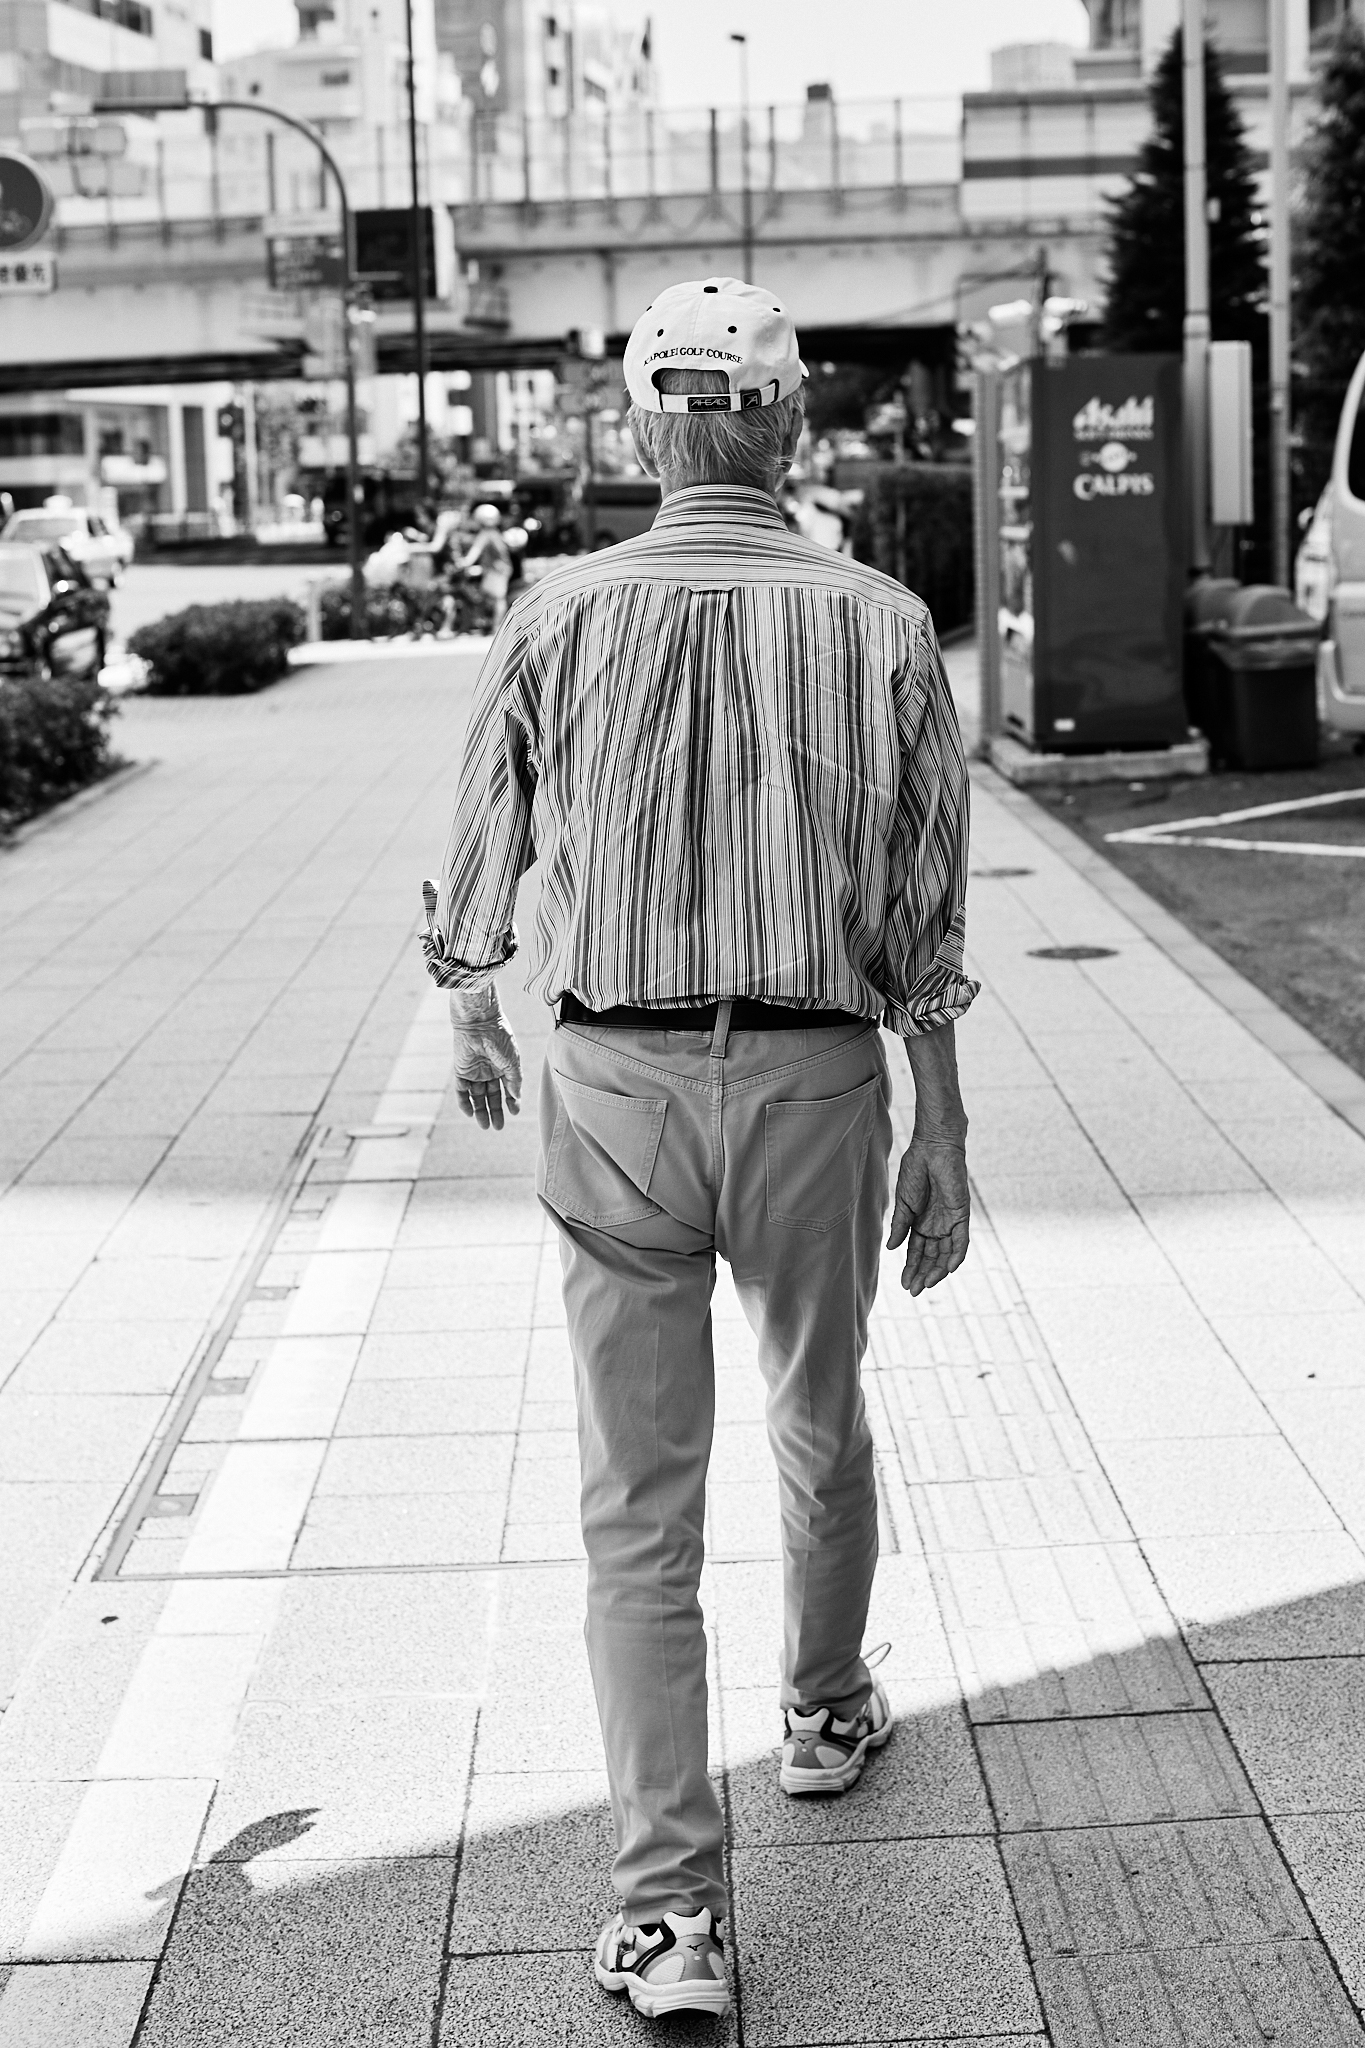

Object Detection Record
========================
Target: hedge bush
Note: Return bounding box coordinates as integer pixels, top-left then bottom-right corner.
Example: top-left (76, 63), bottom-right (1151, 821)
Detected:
top-left (0, 670), bottom-right (117, 831)
top-left (850, 464), bottom-right (975, 636)
top-left (128, 598), bottom-right (305, 696)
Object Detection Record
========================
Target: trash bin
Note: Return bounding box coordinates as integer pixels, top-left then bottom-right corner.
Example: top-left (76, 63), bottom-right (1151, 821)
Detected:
top-left (1183, 578), bottom-right (1242, 742)
top-left (1203, 585), bottom-right (1322, 770)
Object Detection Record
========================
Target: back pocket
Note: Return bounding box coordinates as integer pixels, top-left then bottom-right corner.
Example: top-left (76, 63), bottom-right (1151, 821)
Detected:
top-left (765, 1074), bottom-right (882, 1232)
top-left (542, 1072), bottom-right (668, 1227)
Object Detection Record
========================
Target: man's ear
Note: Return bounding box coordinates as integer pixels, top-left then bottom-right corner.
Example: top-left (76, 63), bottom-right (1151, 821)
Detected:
top-left (779, 404), bottom-right (805, 470)
top-left (629, 417), bottom-right (660, 480)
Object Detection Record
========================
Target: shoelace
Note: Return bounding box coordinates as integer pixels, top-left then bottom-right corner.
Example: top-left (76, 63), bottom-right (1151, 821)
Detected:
top-left (775, 1641), bottom-right (893, 1752)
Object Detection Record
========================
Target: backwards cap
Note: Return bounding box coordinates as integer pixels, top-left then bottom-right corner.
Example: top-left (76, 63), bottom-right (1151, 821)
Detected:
top-left (623, 276), bottom-right (806, 414)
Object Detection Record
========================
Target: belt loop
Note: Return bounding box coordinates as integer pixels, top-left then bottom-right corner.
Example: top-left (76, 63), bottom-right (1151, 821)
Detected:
top-left (710, 998), bottom-right (733, 1062)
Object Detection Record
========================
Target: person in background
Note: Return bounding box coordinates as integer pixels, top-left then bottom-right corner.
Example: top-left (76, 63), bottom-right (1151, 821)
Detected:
top-left (422, 276), bottom-right (975, 2025)
top-left (462, 503), bottom-right (513, 630)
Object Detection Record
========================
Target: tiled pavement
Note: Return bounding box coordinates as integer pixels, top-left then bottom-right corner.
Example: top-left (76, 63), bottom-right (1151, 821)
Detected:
top-left (4, 648), bottom-right (1365, 2043)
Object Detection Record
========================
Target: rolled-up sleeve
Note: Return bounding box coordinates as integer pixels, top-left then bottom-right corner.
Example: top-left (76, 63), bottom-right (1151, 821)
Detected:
top-left (422, 614), bottom-right (539, 991)
top-left (878, 615), bottom-right (980, 1037)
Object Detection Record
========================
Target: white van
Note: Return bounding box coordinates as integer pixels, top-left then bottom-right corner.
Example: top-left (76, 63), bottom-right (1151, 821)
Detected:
top-left (1317, 350), bottom-right (1365, 737)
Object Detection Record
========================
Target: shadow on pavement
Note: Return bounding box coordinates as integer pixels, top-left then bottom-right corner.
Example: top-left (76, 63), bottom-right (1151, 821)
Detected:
top-left (102, 1583), bottom-right (1365, 2047)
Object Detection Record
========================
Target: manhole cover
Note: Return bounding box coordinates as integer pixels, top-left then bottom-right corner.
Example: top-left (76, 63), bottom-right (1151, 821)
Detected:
top-left (1029, 945), bottom-right (1117, 961)
top-left (972, 866), bottom-right (1035, 878)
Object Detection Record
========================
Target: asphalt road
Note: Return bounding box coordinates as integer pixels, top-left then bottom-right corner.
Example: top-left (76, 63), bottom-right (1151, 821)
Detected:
top-left (1035, 731), bottom-right (1365, 1081)
top-left (109, 562), bottom-right (326, 643)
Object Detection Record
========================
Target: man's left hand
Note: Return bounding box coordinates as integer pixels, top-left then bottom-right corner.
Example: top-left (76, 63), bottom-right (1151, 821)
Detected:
top-left (887, 1137), bottom-right (970, 1296)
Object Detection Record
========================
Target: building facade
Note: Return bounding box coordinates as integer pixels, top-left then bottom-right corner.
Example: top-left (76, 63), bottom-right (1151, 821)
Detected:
top-left (963, 0), bottom-right (1340, 235)
top-left (0, 0), bottom-right (216, 153)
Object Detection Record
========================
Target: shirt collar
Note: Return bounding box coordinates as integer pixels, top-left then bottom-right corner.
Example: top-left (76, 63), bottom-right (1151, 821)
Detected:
top-left (651, 484), bottom-right (788, 532)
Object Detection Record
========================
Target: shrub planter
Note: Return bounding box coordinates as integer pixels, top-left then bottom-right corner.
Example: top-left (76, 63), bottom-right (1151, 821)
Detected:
top-left (128, 599), bottom-right (305, 696)
top-left (0, 670), bottom-right (118, 833)
top-left (850, 465), bottom-right (975, 637)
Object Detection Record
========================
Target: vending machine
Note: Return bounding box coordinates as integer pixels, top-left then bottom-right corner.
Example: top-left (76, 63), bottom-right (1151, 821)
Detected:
top-left (998, 353), bottom-right (1187, 752)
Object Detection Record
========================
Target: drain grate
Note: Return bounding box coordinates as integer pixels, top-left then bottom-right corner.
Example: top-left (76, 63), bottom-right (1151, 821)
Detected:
top-left (972, 866), bottom-right (1035, 879)
top-left (1029, 944), bottom-right (1118, 961)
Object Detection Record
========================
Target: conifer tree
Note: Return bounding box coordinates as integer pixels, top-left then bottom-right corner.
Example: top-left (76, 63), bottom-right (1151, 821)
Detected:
top-left (1102, 29), bottom-right (1265, 353)
top-left (1294, 15), bottom-right (1365, 505)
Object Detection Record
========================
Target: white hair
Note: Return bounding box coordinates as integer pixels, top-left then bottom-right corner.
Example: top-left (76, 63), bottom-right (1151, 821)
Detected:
top-left (628, 368), bottom-right (804, 492)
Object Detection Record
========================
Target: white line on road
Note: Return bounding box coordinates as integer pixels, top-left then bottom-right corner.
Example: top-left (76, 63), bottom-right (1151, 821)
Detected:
top-left (1107, 784), bottom-right (1365, 857)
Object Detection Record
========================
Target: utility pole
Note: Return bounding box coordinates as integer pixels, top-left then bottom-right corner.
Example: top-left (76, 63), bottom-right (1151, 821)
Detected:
top-left (1268, 0), bottom-right (1292, 589)
top-left (405, 0), bottom-right (430, 502)
top-left (1182, 0), bottom-right (1212, 575)
top-left (1030, 244), bottom-right (1050, 357)
top-left (730, 32), bottom-right (753, 283)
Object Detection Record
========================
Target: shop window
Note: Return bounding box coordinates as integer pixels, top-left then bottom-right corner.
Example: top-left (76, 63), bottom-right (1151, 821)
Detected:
top-left (0, 413), bottom-right (84, 458)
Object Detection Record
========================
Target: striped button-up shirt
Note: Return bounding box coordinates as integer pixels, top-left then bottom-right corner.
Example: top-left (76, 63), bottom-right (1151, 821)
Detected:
top-left (424, 483), bottom-right (978, 1036)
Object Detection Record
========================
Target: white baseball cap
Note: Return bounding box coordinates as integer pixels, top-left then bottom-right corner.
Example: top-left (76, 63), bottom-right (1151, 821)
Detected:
top-left (624, 276), bottom-right (806, 414)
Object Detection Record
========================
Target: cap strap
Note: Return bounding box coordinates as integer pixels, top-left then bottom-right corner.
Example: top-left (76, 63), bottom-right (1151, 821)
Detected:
top-left (656, 381), bottom-right (781, 415)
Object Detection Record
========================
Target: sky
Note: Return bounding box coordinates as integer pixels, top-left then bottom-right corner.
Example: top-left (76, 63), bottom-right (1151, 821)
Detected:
top-left (213, 0), bottom-right (1092, 103)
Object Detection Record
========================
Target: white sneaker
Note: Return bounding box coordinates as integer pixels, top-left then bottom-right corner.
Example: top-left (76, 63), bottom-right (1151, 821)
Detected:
top-left (781, 1657), bottom-right (893, 1796)
top-left (594, 1906), bottom-right (730, 2019)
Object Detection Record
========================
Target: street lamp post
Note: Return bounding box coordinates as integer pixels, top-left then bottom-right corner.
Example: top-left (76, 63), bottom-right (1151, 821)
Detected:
top-left (1181, 0), bottom-right (1212, 576)
top-left (730, 33), bottom-right (753, 284)
top-left (1268, 0), bottom-right (1292, 590)
top-left (94, 86), bottom-right (368, 636)
top-left (404, 0), bottom-right (430, 503)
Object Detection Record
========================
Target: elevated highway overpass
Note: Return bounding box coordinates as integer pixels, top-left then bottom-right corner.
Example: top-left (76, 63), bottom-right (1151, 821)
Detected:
top-left (4, 181), bottom-right (1106, 393)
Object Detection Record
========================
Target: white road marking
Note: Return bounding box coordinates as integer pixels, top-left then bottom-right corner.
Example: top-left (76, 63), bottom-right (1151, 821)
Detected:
top-left (176, 1441), bottom-right (328, 1574)
top-left (1107, 784), bottom-right (1365, 858)
top-left (236, 1337), bottom-right (361, 1441)
top-left (20, 1779), bottom-right (213, 1963)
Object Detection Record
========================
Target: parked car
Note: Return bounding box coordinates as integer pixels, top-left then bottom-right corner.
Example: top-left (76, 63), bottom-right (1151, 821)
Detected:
top-left (0, 541), bottom-right (110, 681)
top-left (1, 500), bottom-right (134, 585)
top-left (319, 471), bottom-right (425, 551)
top-left (1315, 351), bottom-right (1365, 740)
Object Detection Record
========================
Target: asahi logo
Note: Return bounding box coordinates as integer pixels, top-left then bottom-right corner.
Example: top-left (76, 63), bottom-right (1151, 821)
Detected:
top-left (1072, 395), bottom-right (1154, 442)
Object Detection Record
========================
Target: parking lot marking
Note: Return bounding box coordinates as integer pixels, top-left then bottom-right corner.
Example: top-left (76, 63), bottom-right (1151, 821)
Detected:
top-left (1107, 785), bottom-right (1365, 858)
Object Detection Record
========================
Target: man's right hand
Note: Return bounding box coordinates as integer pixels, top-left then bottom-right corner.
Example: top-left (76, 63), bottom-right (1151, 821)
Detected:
top-left (422, 878), bottom-right (522, 1130)
top-left (449, 990), bottom-right (522, 1130)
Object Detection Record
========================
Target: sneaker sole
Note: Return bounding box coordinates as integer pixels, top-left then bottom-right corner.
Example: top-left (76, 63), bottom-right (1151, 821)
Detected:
top-left (780, 1717), bottom-right (892, 1797)
top-left (594, 1962), bottom-right (730, 2019)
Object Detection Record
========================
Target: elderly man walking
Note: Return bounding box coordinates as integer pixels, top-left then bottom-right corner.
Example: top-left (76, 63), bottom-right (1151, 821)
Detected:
top-left (423, 276), bottom-right (977, 2022)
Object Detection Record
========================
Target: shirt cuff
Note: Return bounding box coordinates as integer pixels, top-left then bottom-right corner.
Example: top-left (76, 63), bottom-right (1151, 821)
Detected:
top-left (881, 969), bottom-right (980, 1039)
top-left (421, 929), bottom-right (518, 991)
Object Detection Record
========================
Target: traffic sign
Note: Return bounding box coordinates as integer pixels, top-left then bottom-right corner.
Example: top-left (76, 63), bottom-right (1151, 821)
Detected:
top-left (20, 117), bottom-right (127, 160)
top-left (0, 251), bottom-right (55, 293)
top-left (0, 153), bottom-right (55, 254)
top-left (267, 232), bottom-right (345, 293)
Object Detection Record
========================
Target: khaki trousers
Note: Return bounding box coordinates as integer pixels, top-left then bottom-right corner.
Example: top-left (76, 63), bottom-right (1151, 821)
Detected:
top-left (537, 1006), bottom-right (893, 1925)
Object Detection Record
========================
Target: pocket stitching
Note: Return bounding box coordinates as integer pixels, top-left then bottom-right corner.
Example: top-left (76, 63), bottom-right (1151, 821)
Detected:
top-left (542, 1079), bottom-right (668, 1227)
top-left (765, 1074), bottom-right (882, 1233)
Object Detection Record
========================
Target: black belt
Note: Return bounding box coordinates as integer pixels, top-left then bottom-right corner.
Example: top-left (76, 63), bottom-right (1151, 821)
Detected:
top-left (558, 993), bottom-right (870, 1031)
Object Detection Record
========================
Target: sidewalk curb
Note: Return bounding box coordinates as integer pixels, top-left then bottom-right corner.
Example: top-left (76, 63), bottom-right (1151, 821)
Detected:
top-left (289, 635), bottom-right (493, 666)
top-left (987, 730), bottom-right (1210, 787)
top-left (980, 762), bottom-right (1365, 1141)
top-left (0, 757), bottom-right (157, 854)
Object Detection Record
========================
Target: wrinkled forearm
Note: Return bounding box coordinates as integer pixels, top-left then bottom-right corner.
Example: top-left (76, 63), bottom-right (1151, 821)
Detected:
top-left (902, 1021), bottom-right (968, 1143)
top-left (449, 981), bottom-right (502, 1025)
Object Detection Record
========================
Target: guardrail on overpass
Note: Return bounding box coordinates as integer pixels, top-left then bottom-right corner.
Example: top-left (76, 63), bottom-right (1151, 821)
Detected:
top-left (45, 96), bottom-right (961, 236)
